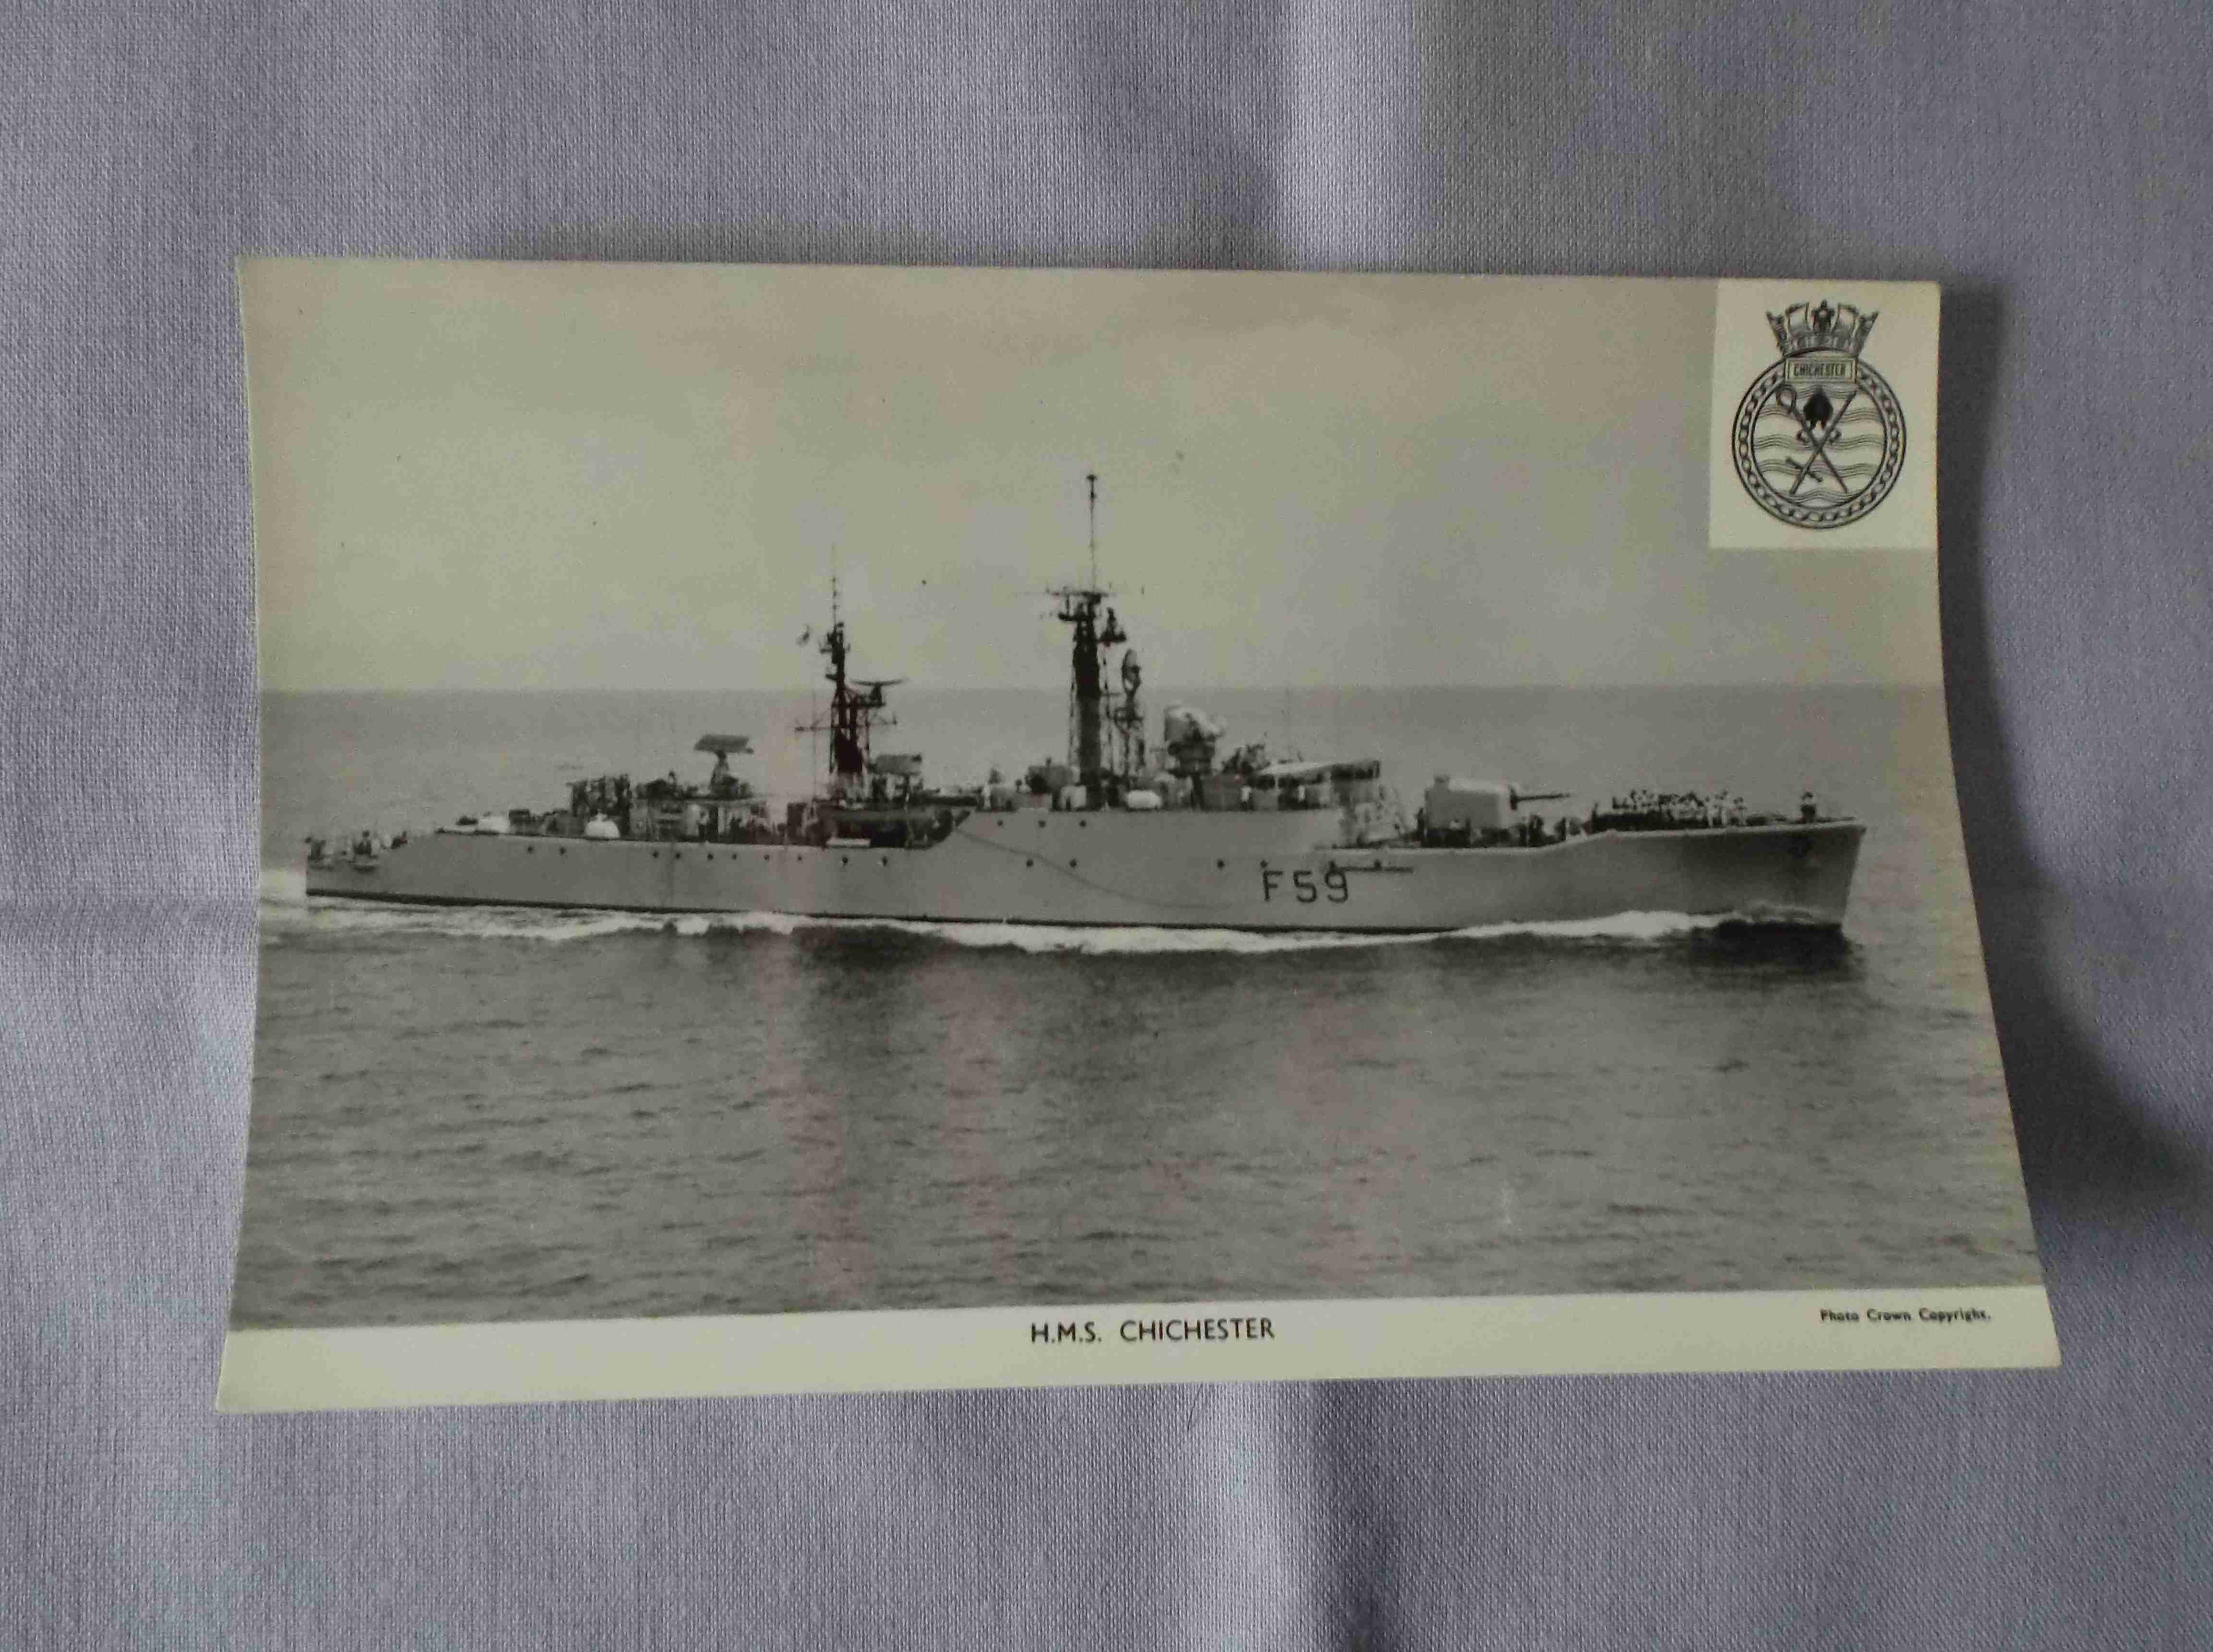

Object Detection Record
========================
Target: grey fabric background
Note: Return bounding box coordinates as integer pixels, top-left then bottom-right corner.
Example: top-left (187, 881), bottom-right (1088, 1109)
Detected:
top-left (5, 2), bottom-right (2207, 1645)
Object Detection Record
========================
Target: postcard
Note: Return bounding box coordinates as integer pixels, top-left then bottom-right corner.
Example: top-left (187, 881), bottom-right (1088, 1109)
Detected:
top-left (220, 260), bottom-right (2051, 1410)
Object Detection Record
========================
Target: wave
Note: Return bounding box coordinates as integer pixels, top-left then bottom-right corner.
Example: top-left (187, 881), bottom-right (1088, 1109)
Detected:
top-left (1756, 405), bottom-right (1882, 426)
top-left (259, 875), bottom-right (1758, 954)
top-left (1755, 468), bottom-right (1879, 495)
top-left (261, 883), bottom-right (764, 946)
top-left (748, 910), bottom-right (1729, 955)
top-left (1752, 434), bottom-right (1885, 454)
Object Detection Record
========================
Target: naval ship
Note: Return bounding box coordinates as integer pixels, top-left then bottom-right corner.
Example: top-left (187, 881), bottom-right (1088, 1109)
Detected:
top-left (304, 537), bottom-right (1865, 935)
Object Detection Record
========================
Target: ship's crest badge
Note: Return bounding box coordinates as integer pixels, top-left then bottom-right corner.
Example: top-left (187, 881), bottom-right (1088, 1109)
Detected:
top-left (1731, 299), bottom-right (1907, 529)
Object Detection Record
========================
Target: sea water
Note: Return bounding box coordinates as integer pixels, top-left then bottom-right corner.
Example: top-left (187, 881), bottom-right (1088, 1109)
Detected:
top-left (232, 686), bottom-right (2042, 1329)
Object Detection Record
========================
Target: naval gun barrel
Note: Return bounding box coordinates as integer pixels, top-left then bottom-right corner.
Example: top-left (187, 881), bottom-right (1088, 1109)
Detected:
top-left (1509, 788), bottom-right (1569, 807)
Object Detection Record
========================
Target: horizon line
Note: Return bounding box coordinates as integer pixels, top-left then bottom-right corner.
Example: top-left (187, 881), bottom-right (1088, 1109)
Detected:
top-left (261, 679), bottom-right (1946, 696)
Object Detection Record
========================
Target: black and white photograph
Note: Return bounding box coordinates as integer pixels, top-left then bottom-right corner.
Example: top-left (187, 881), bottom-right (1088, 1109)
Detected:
top-left (221, 260), bottom-right (2050, 1409)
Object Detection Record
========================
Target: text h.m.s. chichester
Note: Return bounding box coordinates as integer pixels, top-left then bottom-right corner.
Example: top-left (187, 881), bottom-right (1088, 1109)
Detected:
top-left (1030, 1316), bottom-right (1277, 1346)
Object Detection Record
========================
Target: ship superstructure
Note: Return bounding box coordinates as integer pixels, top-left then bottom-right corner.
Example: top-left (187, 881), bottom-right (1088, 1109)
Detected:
top-left (781, 576), bottom-right (973, 848)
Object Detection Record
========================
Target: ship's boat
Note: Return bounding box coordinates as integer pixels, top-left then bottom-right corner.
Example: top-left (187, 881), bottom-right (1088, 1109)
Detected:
top-left (304, 490), bottom-right (1866, 932)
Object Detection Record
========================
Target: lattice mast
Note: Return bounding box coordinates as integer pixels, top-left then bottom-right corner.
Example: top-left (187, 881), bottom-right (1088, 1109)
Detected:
top-left (796, 575), bottom-right (897, 798)
top-left (1052, 473), bottom-right (1131, 796)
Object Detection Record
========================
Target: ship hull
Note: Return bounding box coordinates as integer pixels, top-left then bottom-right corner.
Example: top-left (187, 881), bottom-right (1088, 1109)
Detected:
top-left (305, 812), bottom-right (1866, 931)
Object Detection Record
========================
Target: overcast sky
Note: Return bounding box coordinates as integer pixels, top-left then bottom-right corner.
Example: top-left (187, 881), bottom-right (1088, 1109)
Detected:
top-left (246, 261), bottom-right (1942, 693)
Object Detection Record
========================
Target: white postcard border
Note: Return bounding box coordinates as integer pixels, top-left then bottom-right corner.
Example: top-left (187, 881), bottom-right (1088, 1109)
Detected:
top-left (219, 1286), bottom-right (2057, 1412)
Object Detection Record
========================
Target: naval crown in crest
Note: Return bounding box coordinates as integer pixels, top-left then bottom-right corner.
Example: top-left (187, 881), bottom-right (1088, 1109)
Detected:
top-left (1766, 299), bottom-right (1879, 358)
